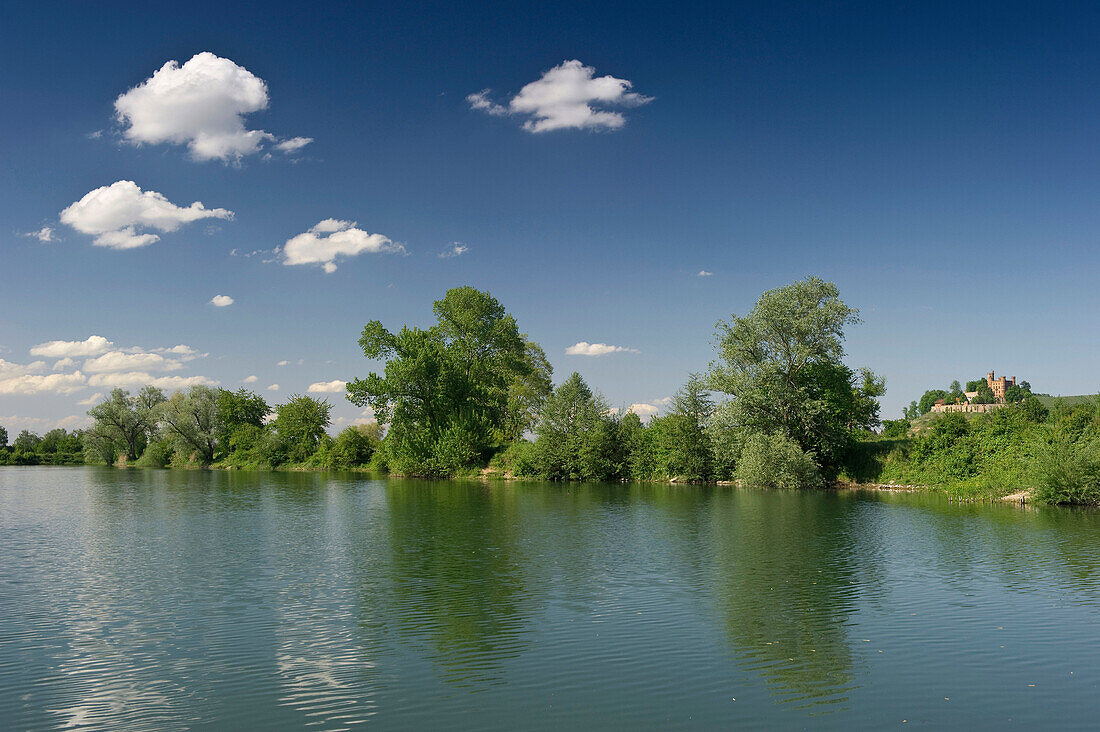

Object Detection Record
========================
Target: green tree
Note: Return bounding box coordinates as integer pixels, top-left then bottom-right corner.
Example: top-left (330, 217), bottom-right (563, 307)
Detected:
top-left (347, 286), bottom-right (532, 477)
top-left (12, 430), bottom-right (41, 453)
top-left (917, 389), bottom-right (949, 415)
top-left (216, 388), bottom-right (270, 452)
top-left (965, 379), bottom-right (986, 392)
top-left (328, 423), bottom-right (382, 468)
top-left (902, 401), bottom-right (920, 421)
top-left (159, 385), bottom-right (220, 464)
top-left (275, 395), bottom-right (332, 462)
top-left (707, 277), bottom-right (882, 482)
top-left (86, 387), bottom-right (165, 461)
top-left (501, 339), bottom-right (553, 442)
top-left (660, 374), bottom-right (715, 482)
top-left (533, 372), bottom-right (616, 481)
top-left (972, 382), bottom-right (995, 404)
top-left (0, 425), bottom-right (6, 450)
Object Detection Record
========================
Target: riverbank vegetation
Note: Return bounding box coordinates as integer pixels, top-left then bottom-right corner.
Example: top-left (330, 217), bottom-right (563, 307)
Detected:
top-left (5, 277), bottom-right (1099, 505)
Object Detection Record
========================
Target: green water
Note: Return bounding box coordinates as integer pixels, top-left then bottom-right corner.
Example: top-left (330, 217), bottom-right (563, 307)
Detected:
top-left (2, 467), bottom-right (1099, 729)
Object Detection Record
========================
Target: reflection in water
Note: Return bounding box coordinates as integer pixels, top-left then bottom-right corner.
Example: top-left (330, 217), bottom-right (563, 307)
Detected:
top-left (709, 490), bottom-right (865, 710)
top-left (3, 468), bottom-right (1100, 730)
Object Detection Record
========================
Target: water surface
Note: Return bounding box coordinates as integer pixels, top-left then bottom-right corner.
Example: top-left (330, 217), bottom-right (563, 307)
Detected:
top-left (2, 467), bottom-right (1099, 729)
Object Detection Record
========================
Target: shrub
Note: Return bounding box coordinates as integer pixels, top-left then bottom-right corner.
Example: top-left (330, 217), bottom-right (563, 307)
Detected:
top-left (490, 440), bottom-right (538, 477)
top-left (737, 431), bottom-right (822, 489)
top-left (1033, 437), bottom-right (1100, 505)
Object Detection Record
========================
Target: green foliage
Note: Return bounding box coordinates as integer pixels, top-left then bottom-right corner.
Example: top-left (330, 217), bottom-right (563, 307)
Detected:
top-left (1033, 437), bottom-right (1100, 505)
top-left (275, 395), bottom-right (332, 463)
top-left (489, 439), bottom-right (538, 476)
top-left (159, 385), bottom-right (221, 464)
top-left (965, 379), bottom-right (985, 392)
top-left (0, 425), bottom-right (6, 449)
top-left (86, 387), bottom-right (165, 460)
top-left (918, 389), bottom-right (948, 414)
top-left (972, 382), bottom-right (995, 404)
top-left (327, 423), bottom-right (382, 468)
top-left (215, 388), bottom-right (270, 450)
top-left (348, 286), bottom-right (532, 477)
top-left (880, 419), bottom-right (910, 439)
top-left (707, 276), bottom-right (881, 482)
top-left (532, 372), bottom-right (620, 481)
top-left (737, 431), bottom-right (823, 489)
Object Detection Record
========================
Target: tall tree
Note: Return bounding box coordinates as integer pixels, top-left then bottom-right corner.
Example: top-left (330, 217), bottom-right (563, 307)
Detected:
top-left (159, 385), bottom-right (220, 464)
top-left (86, 387), bottom-right (165, 461)
top-left (661, 374), bottom-right (716, 482)
top-left (707, 276), bottom-right (881, 481)
top-left (347, 286), bottom-right (532, 477)
top-left (275, 395), bottom-right (332, 462)
top-left (216, 388), bottom-right (270, 450)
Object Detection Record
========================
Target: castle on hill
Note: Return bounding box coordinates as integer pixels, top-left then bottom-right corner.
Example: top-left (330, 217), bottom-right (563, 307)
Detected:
top-left (930, 370), bottom-right (1018, 414)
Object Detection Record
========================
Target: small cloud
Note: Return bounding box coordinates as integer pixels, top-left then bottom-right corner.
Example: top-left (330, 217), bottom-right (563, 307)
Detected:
top-left (267, 383), bottom-right (280, 391)
top-left (280, 219), bottom-right (405, 273)
top-left (275, 136), bottom-right (313, 153)
top-left (627, 403), bottom-right (660, 418)
top-left (469, 60), bottom-right (652, 133)
top-left (86, 130), bottom-right (104, 139)
top-left (652, 396), bottom-right (674, 406)
top-left (77, 392), bottom-right (103, 406)
top-left (210, 294), bottom-right (234, 307)
top-left (697, 270), bottom-right (713, 277)
top-left (308, 379), bottom-right (346, 393)
top-left (438, 242), bottom-right (469, 259)
top-left (25, 226), bottom-right (58, 242)
top-left (276, 360), bottom-right (289, 366)
top-left (243, 375), bottom-right (258, 383)
top-left (565, 341), bottom-right (640, 356)
top-left (53, 357), bottom-right (77, 371)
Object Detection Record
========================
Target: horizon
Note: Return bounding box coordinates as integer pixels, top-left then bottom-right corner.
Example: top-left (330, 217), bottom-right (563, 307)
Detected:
top-left (3, 1), bottom-right (1099, 433)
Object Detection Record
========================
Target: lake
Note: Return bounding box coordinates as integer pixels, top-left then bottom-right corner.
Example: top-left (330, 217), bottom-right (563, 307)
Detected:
top-left (2, 467), bottom-right (1099, 729)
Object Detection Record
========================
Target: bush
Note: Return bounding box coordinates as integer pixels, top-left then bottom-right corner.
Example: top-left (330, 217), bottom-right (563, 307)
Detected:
top-left (737, 431), bottom-right (822, 489)
top-left (490, 440), bottom-right (538, 477)
top-left (135, 438), bottom-right (173, 468)
top-left (1034, 437), bottom-right (1100, 505)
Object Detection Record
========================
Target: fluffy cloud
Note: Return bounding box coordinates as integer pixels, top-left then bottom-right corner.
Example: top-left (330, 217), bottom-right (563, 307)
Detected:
top-left (52, 358), bottom-right (77, 371)
top-left (281, 219), bottom-right (404, 273)
top-left (276, 360), bottom-right (289, 366)
top-left (438, 242), bottom-right (469, 258)
top-left (0, 371), bottom-right (87, 395)
top-left (60, 180), bottom-right (233, 249)
top-left (0, 414), bottom-right (89, 431)
top-left (25, 226), bottom-right (57, 242)
top-left (308, 379), bottom-right (346, 393)
top-left (30, 335), bottom-right (113, 358)
top-left (565, 341), bottom-right (640, 356)
top-left (77, 393), bottom-right (103, 406)
top-left (114, 52), bottom-right (304, 162)
top-left (87, 372), bottom-right (218, 389)
top-left (627, 403), bottom-right (660, 418)
top-left (243, 375), bottom-right (258, 383)
top-left (83, 351), bottom-right (184, 373)
top-left (210, 294), bottom-right (234, 307)
top-left (267, 383), bottom-right (280, 391)
top-left (468, 60), bottom-right (652, 133)
top-left (274, 136), bottom-right (313, 153)
top-left (697, 270), bottom-right (713, 277)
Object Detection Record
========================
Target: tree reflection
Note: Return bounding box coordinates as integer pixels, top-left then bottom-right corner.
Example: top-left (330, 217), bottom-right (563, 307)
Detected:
top-left (709, 489), bottom-right (863, 709)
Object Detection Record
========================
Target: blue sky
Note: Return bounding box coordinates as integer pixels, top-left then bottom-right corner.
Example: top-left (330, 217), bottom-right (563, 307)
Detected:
top-left (2, 0), bottom-right (1098, 432)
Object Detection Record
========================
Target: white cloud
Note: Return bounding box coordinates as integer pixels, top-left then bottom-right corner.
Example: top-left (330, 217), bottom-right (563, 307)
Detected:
top-left (25, 226), bottom-right (58, 242)
top-left (697, 270), bottom-right (713, 277)
top-left (77, 392), bottom-right (104, 406)
top-left (60, 180), bottom-right (233, 249)
top-left (0, 371), bottom-right (87, 395)
top-left (87, 372), bottom-right (218, 389)
top-left (276, 360), bottom-right (289, 367)
top-left (652, 396), bottom-right (674, 406)
top-left (83, 351), bottom-right (184, 373)
top-left (281, 219), bottom-right (405, 273)
top-left (275, 136), bottom-right (313, 153)
top-left (155, 345), bottom-right (201, 358)
top-left (114, 52), bottom-right (300, 162)
top-left (308, 379), bottom-right (346, 393)
top-left (627, 403), bottom-right (660, 417)
top-left (31, 335), bottom-right (113, 358)
top-left (469, 60), bottom-right (652, 133)
top-left (52, 358), bottom-right (77, 371)
top-left (565, 341), bottom-right (640, 356)
top-left (210, 294), bottom-right (234, 307)
top-left (438, 242), bottom-right (469, 258)
top-left (243, 375), bottom-right (258, 383)
top-left (267, 383), bottom-right (280, 391)
top-left (0, 414), bottom-right (88, 431)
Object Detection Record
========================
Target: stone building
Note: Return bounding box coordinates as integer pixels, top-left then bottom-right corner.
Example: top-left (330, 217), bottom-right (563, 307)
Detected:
top-left (986, 371), bottom-right (1016, 402)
